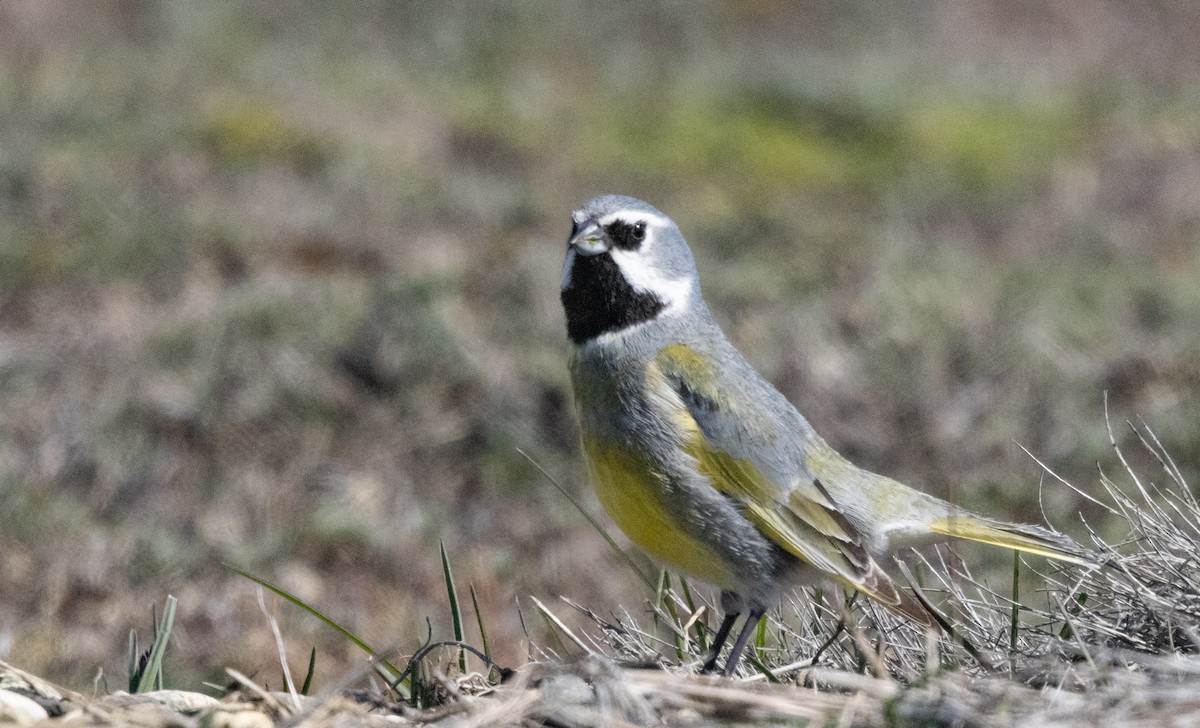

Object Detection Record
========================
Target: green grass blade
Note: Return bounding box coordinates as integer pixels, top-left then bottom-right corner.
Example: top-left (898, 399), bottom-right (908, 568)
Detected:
top-left (127, 630), bottom-right (139, 693)
top-left (135, 595), bottom-right (176, 693)
top-left (1059, 593), bottom-right (1087, 640)
top-left (224, 562), bottom-right (402, 685)
top-left (516, 449), bottom-right (656, 592)
top-left (652, 569), bottom-right (666, 635)
top-left (655, 570), bottom-right (687, 661)
top-left (753, 610), bottom-right (768, 669)
top-left (514, 597), bottom-right (532, 663)
top-left (745, 614), bottom-right (779, 682)
top-left (439, 541), bottom-right (468, 674)
top-left (748, 651), bottom-right (780, 683)
top-left (469, 586), bottom-right (493, 676)
top-left (300, 647), bottom-right (316, 695)
top-left (515, 596), bottom-right (530, 639)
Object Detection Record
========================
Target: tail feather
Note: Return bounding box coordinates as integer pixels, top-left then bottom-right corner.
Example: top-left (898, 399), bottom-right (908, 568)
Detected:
top-left (927, 513), bottom-right (1094, 566)
top-left (842, 514), bottom-right (1093, 633)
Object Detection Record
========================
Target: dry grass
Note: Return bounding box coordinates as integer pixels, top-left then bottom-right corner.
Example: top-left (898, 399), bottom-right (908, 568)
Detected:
top-left (463, 422), bottom-right (1200, 724)
top-left (3, 420), bottom-right (1200, 725)
top-left (403, 421), bottom-right (1200, 723)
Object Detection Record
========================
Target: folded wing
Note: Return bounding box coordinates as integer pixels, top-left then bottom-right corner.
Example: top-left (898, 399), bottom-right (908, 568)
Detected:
top-left (655, 344), bottom-right (937, 627)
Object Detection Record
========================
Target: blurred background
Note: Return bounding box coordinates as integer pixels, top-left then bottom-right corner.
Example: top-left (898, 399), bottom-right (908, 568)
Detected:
top-left (1, 0), bottom-right (1198, 690)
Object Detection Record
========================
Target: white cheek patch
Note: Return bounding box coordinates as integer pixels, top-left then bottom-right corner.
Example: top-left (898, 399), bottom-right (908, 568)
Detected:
top-left (608, 242), bottom-right (693, 314)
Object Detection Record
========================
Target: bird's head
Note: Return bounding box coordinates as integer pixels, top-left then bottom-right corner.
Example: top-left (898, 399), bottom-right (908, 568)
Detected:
top-left (561, 195), bottom-right (700, 345)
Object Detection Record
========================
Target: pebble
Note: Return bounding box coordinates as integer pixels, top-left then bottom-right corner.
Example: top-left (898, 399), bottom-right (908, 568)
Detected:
top-left (127, 690), bottom-right (221, 713)
top-left (200, 708), bottom-right (275, 728)
top-left (537, 674), bottom-right (593, 706)
top-left (0, 689), bottom-right (50, 725)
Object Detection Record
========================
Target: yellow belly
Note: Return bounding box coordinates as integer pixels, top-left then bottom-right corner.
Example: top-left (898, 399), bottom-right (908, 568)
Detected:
top-left (581, 437), bottom-right (737, 589)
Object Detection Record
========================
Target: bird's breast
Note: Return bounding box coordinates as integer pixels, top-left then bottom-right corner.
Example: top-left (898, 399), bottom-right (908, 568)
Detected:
top-left (578, 435), bottom-right (739, 589)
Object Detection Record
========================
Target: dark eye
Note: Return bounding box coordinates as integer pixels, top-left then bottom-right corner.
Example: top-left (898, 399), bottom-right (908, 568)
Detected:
top-left (606, 219), bottom-right (647, 250)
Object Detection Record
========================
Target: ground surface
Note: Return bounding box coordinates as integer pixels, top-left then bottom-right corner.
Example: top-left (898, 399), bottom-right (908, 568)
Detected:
top-left (1, 1), bottom-right (1199, 693)
top-left (5, 654), bottom-right (1200, 728)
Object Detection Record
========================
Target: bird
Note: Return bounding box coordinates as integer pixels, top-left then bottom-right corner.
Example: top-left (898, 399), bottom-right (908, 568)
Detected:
top-left (559, 194), bottom-right (1091, 676)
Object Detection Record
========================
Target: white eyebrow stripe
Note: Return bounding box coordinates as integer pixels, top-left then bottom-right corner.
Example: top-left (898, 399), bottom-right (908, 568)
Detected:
top-left (598, 210), bottom-right (670, 227)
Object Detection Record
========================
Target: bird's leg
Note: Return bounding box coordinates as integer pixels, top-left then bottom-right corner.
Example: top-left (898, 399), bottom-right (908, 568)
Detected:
top-left (720, 608), bottom-right (765, 676)
top-left (700, 610), bottom-right (740, 673)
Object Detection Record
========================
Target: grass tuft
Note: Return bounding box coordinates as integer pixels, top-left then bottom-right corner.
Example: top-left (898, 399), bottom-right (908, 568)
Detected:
top-left (541, 422), bottom-right (1200, 694)
top-left (223, 563), bottom-right (404, 692)
top-left (438, 541), bottom-right (467, 675)
top-left (127, 595), bottom-right (176, 693)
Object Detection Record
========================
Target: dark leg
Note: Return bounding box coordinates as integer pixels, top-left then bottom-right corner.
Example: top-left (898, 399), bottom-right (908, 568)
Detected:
top-left (700, 610), bottom-right (740, 673)
top-left (720, 608), bottom-right (765, 676)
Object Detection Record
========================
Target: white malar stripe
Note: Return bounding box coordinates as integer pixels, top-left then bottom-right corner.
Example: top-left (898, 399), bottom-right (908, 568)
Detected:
top-left (608, 246), bottom-right (692, 314)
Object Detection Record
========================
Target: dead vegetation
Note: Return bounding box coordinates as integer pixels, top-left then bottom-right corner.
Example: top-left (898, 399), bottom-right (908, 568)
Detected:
top-left (4, 421), bottom-right (1199, 726)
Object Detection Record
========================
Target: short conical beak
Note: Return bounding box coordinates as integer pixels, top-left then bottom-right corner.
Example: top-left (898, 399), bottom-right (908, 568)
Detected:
top-left (568, 219), bottom-right (608, 256)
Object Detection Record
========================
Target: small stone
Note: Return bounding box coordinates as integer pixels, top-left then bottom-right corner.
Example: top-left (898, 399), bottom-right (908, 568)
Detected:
top-left (266, 692), bottom-right (316, 712)
top-left (201, 708), bottom-right (275, 728)
top-left (137, 690), bottom-right (221, 713)
top-left (537, 674), bottom-right (593, 706)
top-left (0, 690), bottom-right (50, 725)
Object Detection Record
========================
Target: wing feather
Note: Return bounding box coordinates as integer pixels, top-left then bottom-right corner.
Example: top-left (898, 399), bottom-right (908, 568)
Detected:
top-left (655, 344), bottom-right (936, 627)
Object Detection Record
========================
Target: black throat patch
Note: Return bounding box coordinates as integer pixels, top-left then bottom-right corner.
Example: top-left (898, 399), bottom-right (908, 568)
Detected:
top-left (561, 251), bottom-right (666, 344)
